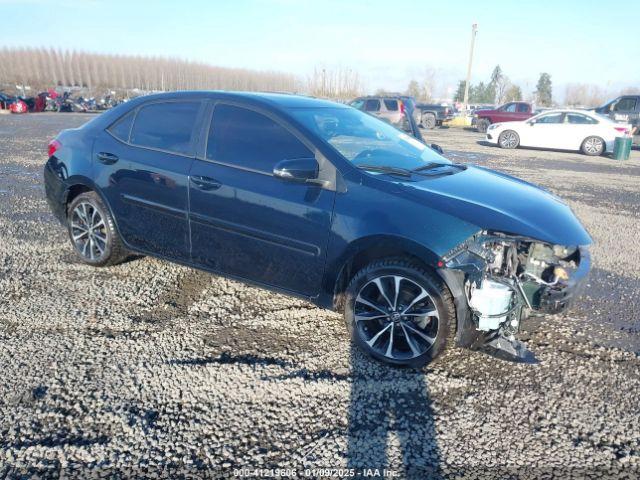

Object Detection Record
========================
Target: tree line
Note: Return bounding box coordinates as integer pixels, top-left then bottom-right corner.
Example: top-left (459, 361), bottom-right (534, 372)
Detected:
top-left (450, 65), bottom-right (530, 106)
top-left (0, 47), bottom-right (298, 95)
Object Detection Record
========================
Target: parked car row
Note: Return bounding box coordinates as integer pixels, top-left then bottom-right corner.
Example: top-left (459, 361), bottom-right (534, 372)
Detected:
top-left (348, 95), bottom-right (455, 130)
top-left (0, 90), bottom-right (124, 114)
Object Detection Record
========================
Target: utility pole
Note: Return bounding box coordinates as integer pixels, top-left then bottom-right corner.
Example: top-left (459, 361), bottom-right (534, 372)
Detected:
top-left (463, 23), bottom-right (478, 112)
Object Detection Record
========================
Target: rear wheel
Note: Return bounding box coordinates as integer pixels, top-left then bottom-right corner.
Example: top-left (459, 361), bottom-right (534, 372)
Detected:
top-left (67, 191), bottom-right (127, 266)
top-left (422, 113), bottom-right (436, 129)
top-left (477, 119), bottom-right (490, 133)
top-left (498, 130), bottom-right (520, 149)
top-left (581, 136), bottom-right (605, 156)
top-left (344, 258), bottom-right (456, 368)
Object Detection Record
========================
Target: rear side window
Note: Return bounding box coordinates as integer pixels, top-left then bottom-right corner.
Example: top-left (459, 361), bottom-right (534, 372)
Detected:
top-left (566, 113), bottom-right (597, 124)
top-left (207, 104), bottom-right (312, 173)
top-left (108, 111), bottom-right (134, 142)
top-left (130, 101), bottom-right (200, 154)
top-left (364, 99), bottom-right (380, 112)
top-left (384, 99), bottom-right (398, 111)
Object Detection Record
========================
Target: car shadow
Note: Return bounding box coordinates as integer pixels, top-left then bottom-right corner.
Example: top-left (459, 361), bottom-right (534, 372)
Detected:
top-left (346, 344), bottom-right (441, 477)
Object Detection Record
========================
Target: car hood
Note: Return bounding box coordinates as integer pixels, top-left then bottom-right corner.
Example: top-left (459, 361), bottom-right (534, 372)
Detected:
top-left (398, 165), bottom-right (592, 246)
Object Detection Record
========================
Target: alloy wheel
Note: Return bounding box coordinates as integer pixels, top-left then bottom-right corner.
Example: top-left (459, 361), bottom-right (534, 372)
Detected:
top-left (500, 131), bottom-right (519, 148)
top-left (584, 137), bottom-right (603, 154)
top-left (70, 202), bottom-right (108, 261)
top-left (354, 275), bottom-right (439, 361)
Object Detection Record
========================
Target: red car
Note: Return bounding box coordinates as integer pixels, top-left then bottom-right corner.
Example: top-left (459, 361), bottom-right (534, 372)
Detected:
top-left (474, 102), bottom-right (534, 132)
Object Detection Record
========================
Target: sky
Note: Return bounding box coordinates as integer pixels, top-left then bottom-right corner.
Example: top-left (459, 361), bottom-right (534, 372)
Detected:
top-left (1, 0), bottom-right (637, 100)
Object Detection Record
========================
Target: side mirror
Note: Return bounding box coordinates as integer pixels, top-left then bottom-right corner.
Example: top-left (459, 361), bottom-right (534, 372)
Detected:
top-left (273, 158), bottom-right (319, 183)
top-left (430, 143), bottom-right (444, 154)
top-left (527, 120), bottom-right (535, 126)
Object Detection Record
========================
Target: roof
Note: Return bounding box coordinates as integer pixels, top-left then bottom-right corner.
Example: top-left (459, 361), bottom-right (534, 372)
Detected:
top-left (129, 90), bottom-right (346, 110)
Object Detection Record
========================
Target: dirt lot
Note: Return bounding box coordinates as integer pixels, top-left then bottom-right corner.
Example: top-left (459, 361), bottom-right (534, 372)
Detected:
top-left (0, 113), bottom-right (639, 479)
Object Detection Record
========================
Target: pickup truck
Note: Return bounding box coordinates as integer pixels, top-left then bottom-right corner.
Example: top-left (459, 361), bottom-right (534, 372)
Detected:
top-left (474, 102), bottom-right (534, 133)
top-left (415, 103), bottom-right (454, 129)
top-left (593, 95), bottom-right (640, 143)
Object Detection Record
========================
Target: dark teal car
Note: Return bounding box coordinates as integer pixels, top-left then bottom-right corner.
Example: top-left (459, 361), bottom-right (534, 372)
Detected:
top-left (44, 92), bottom-right (591, 367)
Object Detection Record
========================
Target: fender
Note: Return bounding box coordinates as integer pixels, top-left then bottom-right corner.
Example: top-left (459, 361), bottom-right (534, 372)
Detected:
top-left (319, 234), bottom-right (442, 309)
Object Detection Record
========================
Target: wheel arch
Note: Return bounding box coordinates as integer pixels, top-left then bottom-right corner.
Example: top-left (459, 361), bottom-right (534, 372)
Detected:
top-left (62, 177), bottom-right (121, 235)
top-left (325, 235), bottom-right (441, 311)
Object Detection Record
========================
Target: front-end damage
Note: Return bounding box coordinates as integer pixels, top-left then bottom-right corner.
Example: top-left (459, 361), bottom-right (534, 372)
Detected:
top-left (439, 231), bottom-right (591, 362)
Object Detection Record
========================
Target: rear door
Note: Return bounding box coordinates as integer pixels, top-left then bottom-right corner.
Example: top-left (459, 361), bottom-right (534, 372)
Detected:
top-left (563, 112), bottom-right (601, 150)
top-left (93, 100), bottom-right (204, 261)
top-left (188, 102), bottom-right (336, 296)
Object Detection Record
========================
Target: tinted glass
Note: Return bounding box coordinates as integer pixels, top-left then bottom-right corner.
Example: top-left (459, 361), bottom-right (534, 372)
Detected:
top-left (207, 104), bottom-right (312, 172)
top-left (536, 113), bottom-right (564, 124)
top-left (566, 113), bottom-right (597, 124)
top-left (384, 99), bottom-right (398, 111)
top-left (130, 101), bottom-right (200, 154)
top-left (290, 107), bottom-right (449, 171)
top-left (364, 99), bottom-right (380, 111)
top-left (108, 111), bottom-right (134, 142)
top-left (516, 103), bottom-right (529, 113)
top-left (614, 98), bottom-right (637, 112)
top-left (504, 103), bottom-right (517, 112)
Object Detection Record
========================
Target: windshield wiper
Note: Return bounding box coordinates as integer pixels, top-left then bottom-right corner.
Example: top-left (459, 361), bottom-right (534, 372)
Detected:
top-left (356, 164), bottom-right (413, 177)
top-left (412, 162), bottom-right (467, 172)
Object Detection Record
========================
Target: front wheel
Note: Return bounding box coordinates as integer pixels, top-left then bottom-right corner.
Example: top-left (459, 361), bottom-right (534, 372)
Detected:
top-left (498, 130), bottom-right (520, 149)
top-left (581, 136), bottom-right (605, 156)
top-left (344, 258), bottom-right (456, 368)
top-left (67, 191), bottom-right (127, 266)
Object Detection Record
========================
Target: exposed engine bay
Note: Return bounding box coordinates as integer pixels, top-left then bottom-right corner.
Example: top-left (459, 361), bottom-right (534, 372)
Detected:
top-left (443, 231), bottom-right (590, 362)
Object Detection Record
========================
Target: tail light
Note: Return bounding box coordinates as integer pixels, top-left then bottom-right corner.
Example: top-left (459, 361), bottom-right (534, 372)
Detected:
top-left (399, 100), bottom-right (405, 115)
top-left (613, 126), bottom-right (629, 134)
top-left (48, 139), bottom-right (61, 157)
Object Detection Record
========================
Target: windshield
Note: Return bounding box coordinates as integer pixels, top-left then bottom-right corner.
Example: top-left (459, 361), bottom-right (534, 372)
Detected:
top-left (290, 107), bottom-right (450, 170)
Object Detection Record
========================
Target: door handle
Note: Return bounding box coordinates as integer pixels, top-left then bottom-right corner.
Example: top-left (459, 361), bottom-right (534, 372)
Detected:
top-left (190, 175), bottom-right (221, 191)
top-left (97, 152), bottom-right (119, 164)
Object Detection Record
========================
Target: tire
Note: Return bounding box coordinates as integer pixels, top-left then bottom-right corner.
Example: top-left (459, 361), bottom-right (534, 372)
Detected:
top-left (580, 136), bottom-right (605, 156)
top-left (344, 257), bottom-right (456, 368)
top-left (498, 130), bottom-right (520, 149)
top-left (477, 119), bottom-right (490, 133)
top-left (422, 113), bottom-right (436, 129)
top-left (66, 191), bottom-right (127, 267)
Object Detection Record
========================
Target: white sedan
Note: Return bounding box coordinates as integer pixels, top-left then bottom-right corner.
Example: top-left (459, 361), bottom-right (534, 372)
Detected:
top-left (485, 109), bottom-right (631, 156)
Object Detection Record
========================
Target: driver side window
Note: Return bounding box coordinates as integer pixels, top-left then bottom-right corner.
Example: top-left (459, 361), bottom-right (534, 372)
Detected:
top-left (535, 113), bottom-right (564, 124)
top-left (504, 103), bottom-right (517, 113)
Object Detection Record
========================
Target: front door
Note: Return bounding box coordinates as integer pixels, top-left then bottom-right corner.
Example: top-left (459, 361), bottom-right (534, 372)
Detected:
top-left (519, 111), bottom-right (566, 149)
top-left (93, 100), bottom-right (203, 260)
top-left (188, 103), bottom-right (336, 296)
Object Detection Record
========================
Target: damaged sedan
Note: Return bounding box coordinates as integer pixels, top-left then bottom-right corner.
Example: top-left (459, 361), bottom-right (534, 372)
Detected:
top-left (44, 91), bottom-right (591, 367)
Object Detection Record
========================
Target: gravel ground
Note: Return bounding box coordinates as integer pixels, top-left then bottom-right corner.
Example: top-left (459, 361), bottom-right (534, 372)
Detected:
top-left (0, 113), bottom-right (639, 479)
